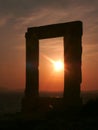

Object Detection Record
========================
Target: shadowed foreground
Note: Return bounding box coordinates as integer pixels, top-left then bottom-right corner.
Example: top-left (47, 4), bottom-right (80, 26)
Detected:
top-left (0, 99), bottom-right (98, 130)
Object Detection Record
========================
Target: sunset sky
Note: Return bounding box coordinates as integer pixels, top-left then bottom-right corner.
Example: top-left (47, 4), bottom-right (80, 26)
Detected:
top-left (39, 37), bottom-right (64, 94)
top-left (0, 0), bottom-right (98, 92)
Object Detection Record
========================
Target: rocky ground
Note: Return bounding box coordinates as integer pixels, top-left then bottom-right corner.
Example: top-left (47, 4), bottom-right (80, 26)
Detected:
top-left (0, 98), bottom-right (98, 129)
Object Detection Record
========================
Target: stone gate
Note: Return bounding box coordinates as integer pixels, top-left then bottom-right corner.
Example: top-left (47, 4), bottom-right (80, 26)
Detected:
top-left (22, 21), bottom-right (83, 117)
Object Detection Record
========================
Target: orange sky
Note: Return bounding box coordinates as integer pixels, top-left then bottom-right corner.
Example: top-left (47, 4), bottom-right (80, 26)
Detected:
top-left (39, 37), bottom-right (64, 93)
top-left (0, 0), bottom-right (98, 92)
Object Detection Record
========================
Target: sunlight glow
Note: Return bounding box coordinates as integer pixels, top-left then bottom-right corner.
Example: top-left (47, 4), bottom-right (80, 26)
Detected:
top-left (54, 61), bottom-right (64, 72)
top-left (42, 54), bottom-right (64, 72)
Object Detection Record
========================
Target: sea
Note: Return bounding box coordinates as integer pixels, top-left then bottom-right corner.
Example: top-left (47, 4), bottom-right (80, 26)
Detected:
top-left (0, 92), bottom-right (23, 115)
top-left (0, 91), bottom-right (98, 115)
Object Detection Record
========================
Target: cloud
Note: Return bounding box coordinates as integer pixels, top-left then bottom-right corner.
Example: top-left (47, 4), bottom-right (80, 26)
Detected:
top-left (83, 44), bottom-right (98, 56)
top-left (0, 0), bottom-right (98, 56)
top-left (0, 0), bottom-right (98, 53)
top-left (0, 0), bottom-right (71, 17)
top-left (0, 0), bottom-right (98, 32)
top-left (0, 15), bottom-right (12, 27)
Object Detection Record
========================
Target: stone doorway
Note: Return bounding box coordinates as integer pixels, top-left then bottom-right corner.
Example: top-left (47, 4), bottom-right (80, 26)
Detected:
top-left (39, 37), bottom-right (64, 97)
top-left (22, 21), bottom-right (83, 117)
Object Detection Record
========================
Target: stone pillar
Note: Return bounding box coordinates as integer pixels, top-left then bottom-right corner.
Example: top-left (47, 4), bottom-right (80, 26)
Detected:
top-left (25, 32), bottom-right (39, 97)
top-left (21, 32), bottom-right (39, 113)
top-left (64, 34), bottom-right (82, 106)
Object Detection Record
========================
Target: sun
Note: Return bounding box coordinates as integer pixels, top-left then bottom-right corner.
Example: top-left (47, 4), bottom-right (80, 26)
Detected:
top-left (54, 60), bottom-right (64, 72)
top-left (42, 54), bottom-right (64, 72)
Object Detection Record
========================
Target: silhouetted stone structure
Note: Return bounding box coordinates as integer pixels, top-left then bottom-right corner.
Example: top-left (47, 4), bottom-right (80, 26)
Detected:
top-left (22, 21), bottom-right (83, 118)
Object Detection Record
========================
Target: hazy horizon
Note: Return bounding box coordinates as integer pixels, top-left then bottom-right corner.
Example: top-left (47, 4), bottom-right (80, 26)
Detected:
top-left (1, 86), bottom-right (98, 94)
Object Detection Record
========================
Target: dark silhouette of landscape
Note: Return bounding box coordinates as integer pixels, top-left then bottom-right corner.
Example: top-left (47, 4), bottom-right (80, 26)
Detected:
top-left (0, 91), bottom-right (98, 129)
